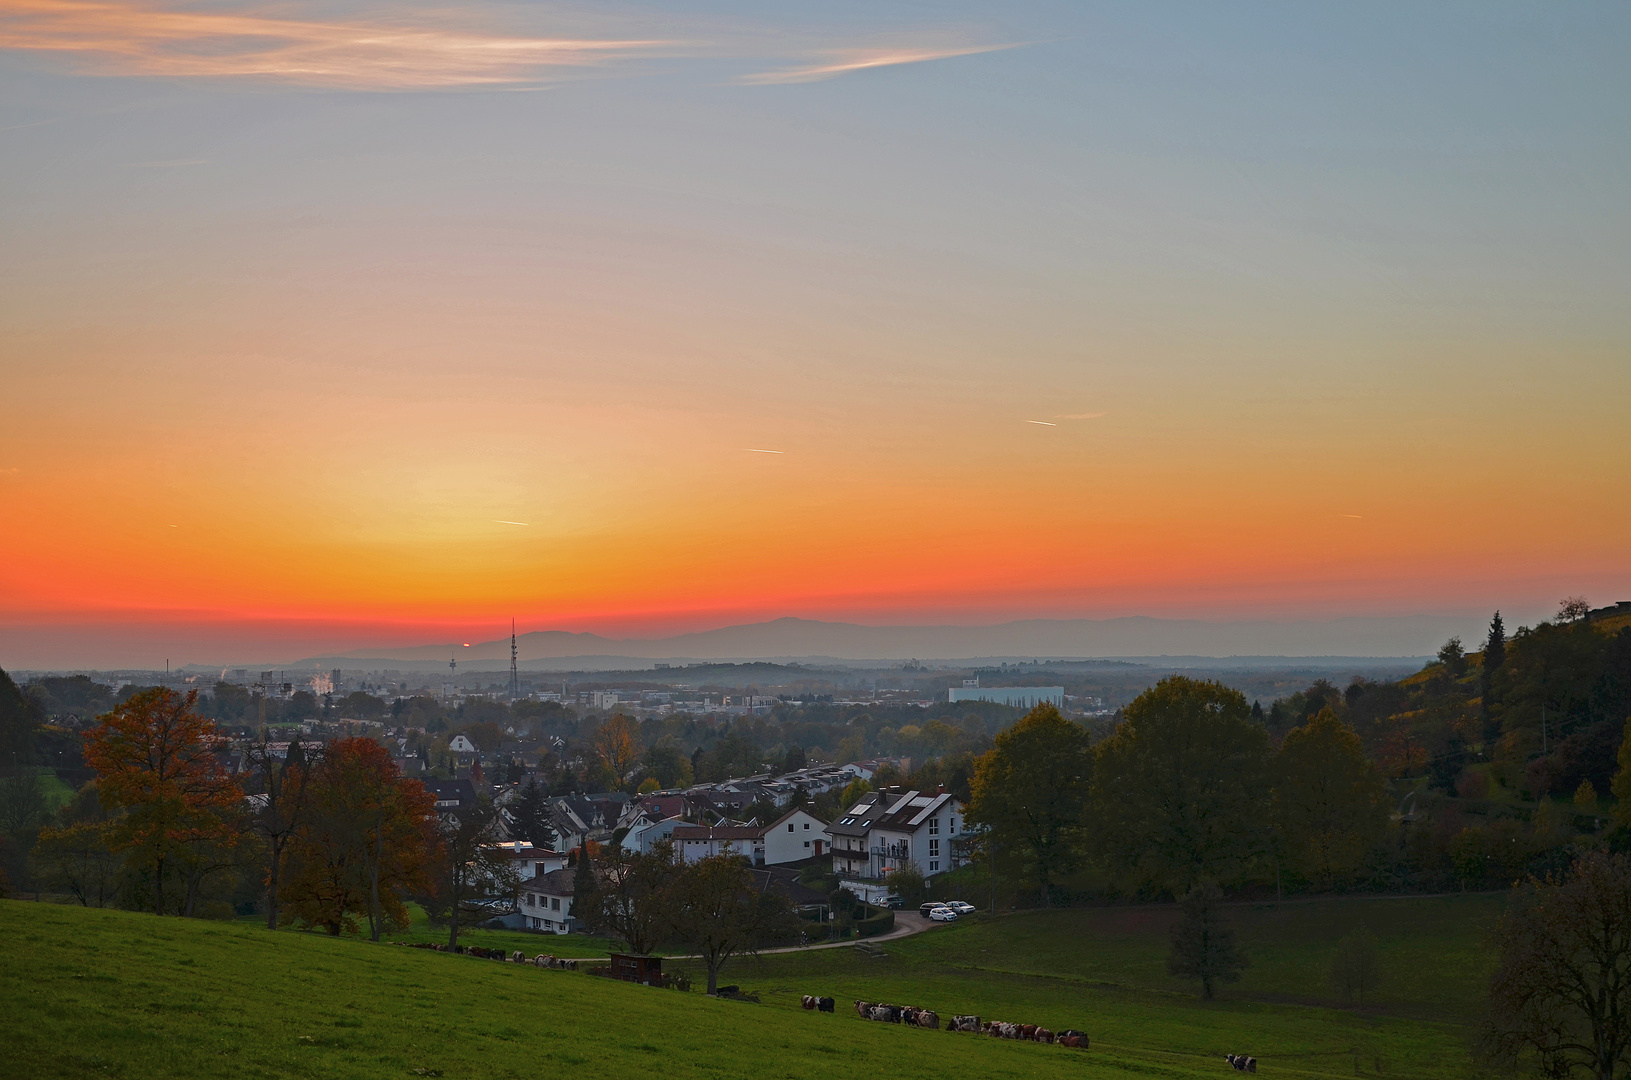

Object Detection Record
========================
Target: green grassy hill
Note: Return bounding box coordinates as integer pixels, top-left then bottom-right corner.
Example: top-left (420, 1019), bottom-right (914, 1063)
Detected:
top-left (4, 896), bottom-right (1498, 1079)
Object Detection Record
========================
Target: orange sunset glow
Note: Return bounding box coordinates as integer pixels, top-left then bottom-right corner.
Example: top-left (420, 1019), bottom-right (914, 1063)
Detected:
top-left (2, 1), bottom-right (1628, 667)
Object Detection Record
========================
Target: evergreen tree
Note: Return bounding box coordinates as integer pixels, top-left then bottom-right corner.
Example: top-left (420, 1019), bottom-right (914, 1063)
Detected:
top-left (512, 779), bottom-right (557, 850)
top-left (1481, 612), bottom-right (1507, 738)
top-left (573, 841), bottom-right (598, 919)
top-left (1167, 879), bottom-right (1248, 1000)
top-left (1485, 611), bottom-right (1508, 672)
top-left (0, 666), bottom-right (40, 765)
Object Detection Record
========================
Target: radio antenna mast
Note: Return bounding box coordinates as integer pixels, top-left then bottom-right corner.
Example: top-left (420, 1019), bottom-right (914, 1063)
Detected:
top-left (509, 618), bottom-right (520, 701)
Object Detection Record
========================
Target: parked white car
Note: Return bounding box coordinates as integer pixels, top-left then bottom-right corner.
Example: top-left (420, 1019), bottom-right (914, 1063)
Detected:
top-left (944, 901), bottom-right (977, 916)
top-left (928, 906), bottom-right (959, 922)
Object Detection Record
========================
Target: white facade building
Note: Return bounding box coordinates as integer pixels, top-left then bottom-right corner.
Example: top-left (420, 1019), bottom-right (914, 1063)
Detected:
top-left (824, 788), bottom-right (966, 880)
top-left (671, 808), bottom-right (828, 866)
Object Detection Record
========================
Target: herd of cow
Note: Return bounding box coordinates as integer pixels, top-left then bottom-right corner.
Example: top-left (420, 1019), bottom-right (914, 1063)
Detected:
top-left (804, 994), bottom-right (1255, 1071)
top-left (841, 998), bottom-right (1090, 1049)
top-left (397, 942), bottom-right (579, 969)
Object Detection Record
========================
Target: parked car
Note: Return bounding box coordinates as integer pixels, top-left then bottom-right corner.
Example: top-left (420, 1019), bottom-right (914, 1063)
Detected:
top-left (919, 902), bottom-right (945, 918)
top-left (928, 906), bottom-right (959, 922)
top-left (945, 901), bottom-right (977, 916)
top-left (883, 895), bottom-right (904, 910)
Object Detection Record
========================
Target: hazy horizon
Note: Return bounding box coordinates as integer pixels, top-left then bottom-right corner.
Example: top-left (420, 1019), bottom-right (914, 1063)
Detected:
top-left (0, 607), bottom-right (1588, 672)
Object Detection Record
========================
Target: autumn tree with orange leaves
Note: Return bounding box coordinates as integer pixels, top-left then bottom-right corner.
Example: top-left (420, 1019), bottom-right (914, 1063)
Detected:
top-left (595, 713), bottom-right (640, 790)
top-left (83, 688), bottom-right (243, 915)
top-left (281, 738), bottom-right (436, 938)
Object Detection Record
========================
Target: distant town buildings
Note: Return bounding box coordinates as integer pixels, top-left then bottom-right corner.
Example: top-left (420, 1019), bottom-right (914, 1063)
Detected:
top-left (946, 685), bottom-right (1064, 709)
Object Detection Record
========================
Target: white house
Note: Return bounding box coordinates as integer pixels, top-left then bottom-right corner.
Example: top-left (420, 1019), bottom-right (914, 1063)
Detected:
top-left (671, 808), bottom-right (827, 866)
top-left (824, 788), bottom-right (966, 881)
top-left (448, 734), bottom-right (478, 755)
top-left (623, 814), bottom-right (685, 855)
top-left (516, 867), bottom-right (576, 933)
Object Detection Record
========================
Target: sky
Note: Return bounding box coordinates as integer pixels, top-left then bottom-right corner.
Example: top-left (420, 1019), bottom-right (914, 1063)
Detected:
top-left (2, 1), bottom-right (1629, 668)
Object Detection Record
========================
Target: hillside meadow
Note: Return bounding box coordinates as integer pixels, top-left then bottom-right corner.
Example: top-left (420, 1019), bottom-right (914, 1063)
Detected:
top-left (4, 894), bottom-right (1502, 1079)
top-left (0, 900), bottom-right (1228, 1080)
top-left (689, 894), bottom-right (1506, 1079)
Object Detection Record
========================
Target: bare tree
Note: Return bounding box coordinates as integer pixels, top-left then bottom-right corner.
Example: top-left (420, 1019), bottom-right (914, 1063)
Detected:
top-left (424, 801), bottom-right (518, 949)
top-left (1483, 852), bottom-right (1631, 1080)
top-left (245, 734), bottom-right (321, 930)
top-left (1558, 596), bottom-right (1592, 623)
top-left (667, 854), bottom-right (799, 995)
top-left (1167, 879), bottom-right (1249, 1000)
top-left (1330, 927), bottom-right (1381, 1007)
top-left (583, 839), bottom-right (680, 955)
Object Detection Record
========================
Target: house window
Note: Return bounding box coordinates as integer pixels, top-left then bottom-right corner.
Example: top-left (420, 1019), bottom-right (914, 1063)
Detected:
top-left (929, 839), bottom-right (939, 857)
top-left (930, 861), bottom-right (939, 872)
top-left (788, 823), bottom-right (794, 832)
top-left (803, 841), bottom-right (810, 848)
top-left (551, 897), bottom-right (561, 911)
top-left (929, 818), bottom-right (939, 835)
top-left (803, 823), bottom-right (810, 829)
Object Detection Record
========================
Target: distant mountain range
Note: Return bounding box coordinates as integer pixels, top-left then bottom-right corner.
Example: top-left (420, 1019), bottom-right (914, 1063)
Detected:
top-left (278, 614), bottom-right (1475, 671)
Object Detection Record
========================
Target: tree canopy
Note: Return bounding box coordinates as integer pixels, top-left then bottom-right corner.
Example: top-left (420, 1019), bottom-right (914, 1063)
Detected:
top-left (1093, 677), bottom-right (1270, 892)
top-left (966, 703), bottom-right (1091, 901)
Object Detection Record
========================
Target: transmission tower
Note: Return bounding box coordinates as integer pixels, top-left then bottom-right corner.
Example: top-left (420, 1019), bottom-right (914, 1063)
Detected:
top-left (509, 618), bottom-right (520, 701)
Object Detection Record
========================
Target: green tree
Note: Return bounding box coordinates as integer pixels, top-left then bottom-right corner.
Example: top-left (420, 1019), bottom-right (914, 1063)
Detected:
top-left (885, 860), bottom-right (927, 907)
top-left (838, 777), bottom-right (872, 809)
top-left (338, 691), bottom-right (386, 720)
top-left (0, 771), bottom-right (48, 837)
top-left (1611, 719), bottom-right (1631, 826)
top-left (780, 745), bottom-right (807, 774)
top-left (510, 778), bottom-right (557, 850)
top-left (966, 703), bottom-right (1091, 902)
top-left (1093, 677), bottom-right (1271, 891)
top-left (1271, 708), bottom-right (1390, 890)
top-left (1438, 637), bottom-right (1468, 678)
top-left (0, 666), bottom-right (40, 765)
top-left (1167, 879), bottom-right (1248, 1000)
top-left (642, 744), bottom-right (692, 790)
top-left (1481, 611), bottom-right (1508, 736)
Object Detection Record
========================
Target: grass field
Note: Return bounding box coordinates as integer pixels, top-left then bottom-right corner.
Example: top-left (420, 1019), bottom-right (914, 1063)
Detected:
top-left (680, 894), bottom-right (1505, 1079)
top-left (4, 894), bottom-right (1503, 1079)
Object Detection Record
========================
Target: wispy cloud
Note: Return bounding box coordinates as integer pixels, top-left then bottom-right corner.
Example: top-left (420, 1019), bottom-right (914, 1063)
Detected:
top-left (1026, 420), bottom-right (1056, 427)
top-left (740, 448), bottom-right (784, 454)
top-left (740, 43), bottom-right (1017, 85)
top-left (0, 0), bottom-right (673, 88)
top-left (1058, 411), bottom-right (1106, 420)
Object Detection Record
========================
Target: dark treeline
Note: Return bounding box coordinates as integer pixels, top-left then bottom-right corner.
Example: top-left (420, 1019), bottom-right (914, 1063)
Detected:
top-left (949, 602), bottom-right (1631, 907)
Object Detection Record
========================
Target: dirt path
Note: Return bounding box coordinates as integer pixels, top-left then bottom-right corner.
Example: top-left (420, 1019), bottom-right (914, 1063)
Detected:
top-left (566, 911), bottom-right (941, 963)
